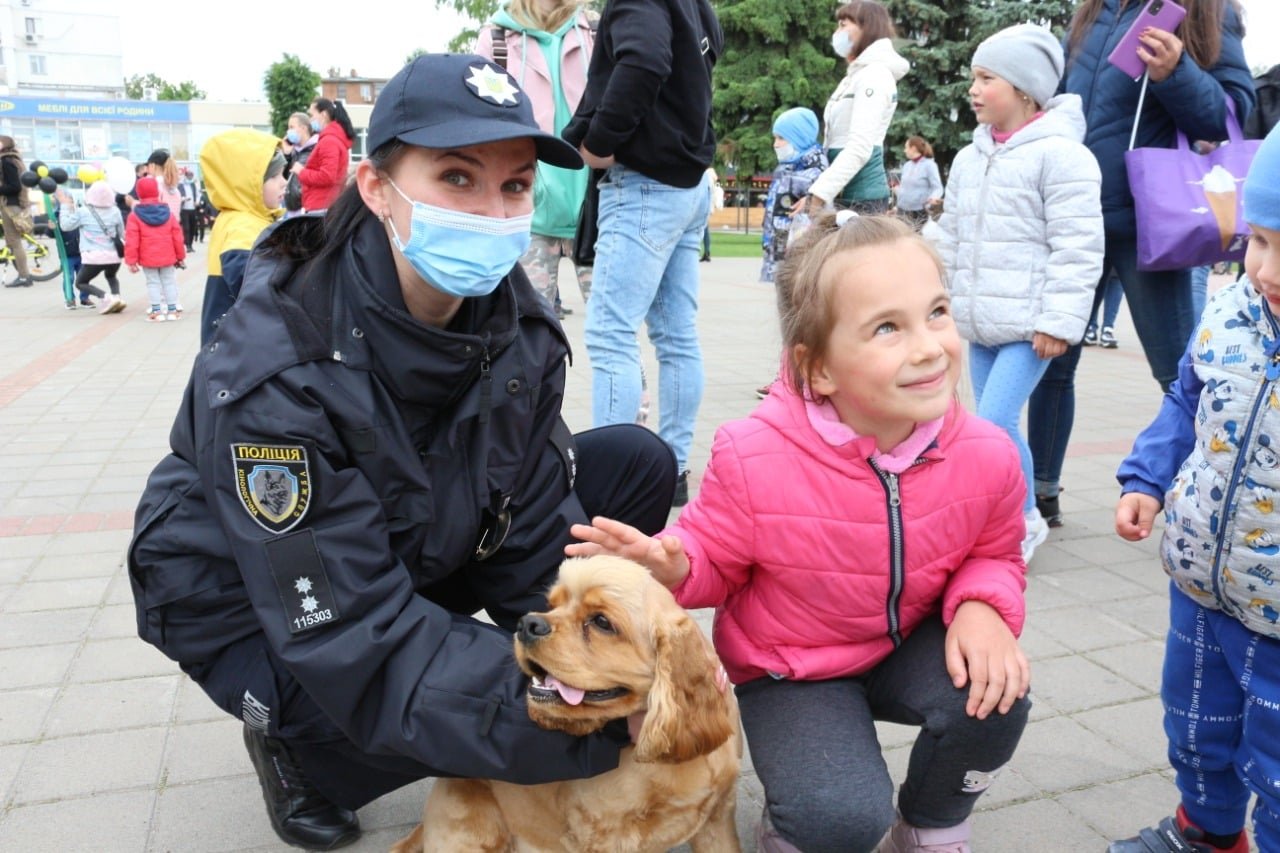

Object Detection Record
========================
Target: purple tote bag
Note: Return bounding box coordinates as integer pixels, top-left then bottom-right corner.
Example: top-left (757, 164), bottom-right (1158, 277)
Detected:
top-left (1125, 74), bottom-right (1259, 272)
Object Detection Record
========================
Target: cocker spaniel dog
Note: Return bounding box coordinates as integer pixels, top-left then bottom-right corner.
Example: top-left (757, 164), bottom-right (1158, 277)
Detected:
top-left (392, 555), bottom-right (742, 852)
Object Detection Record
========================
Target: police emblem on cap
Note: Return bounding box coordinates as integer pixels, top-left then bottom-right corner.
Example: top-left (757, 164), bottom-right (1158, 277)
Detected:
top-left (465, 63), bottom-right (520, 106)
top-left (232, 443), bottom-right (312, 534)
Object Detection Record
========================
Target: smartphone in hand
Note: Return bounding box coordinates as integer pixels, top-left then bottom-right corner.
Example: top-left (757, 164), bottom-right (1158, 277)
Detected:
top-left (1107, 0), bottom-right (1187, 81)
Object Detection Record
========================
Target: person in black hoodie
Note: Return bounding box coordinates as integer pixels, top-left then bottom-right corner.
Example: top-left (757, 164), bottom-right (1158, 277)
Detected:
top-left (0, 135), bottom-right (32, 287)
top-left (562, 0), bottom-right (722, 508)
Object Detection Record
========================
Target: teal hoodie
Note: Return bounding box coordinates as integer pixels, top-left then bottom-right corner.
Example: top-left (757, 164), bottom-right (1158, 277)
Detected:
top-left (492, 6), bottom-right (589, 239)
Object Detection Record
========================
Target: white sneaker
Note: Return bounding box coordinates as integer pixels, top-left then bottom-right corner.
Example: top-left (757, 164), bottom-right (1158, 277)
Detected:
top-left (1022, 509), bottom-right (1049, 564)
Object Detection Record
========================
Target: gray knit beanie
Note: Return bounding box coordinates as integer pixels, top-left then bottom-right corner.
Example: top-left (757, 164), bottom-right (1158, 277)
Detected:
top-left (972, 23), bottom-right (1065, 109)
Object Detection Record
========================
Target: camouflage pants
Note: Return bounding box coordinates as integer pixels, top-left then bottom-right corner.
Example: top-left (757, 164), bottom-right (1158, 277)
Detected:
top-left (520, 234), bottom-right (592, 307)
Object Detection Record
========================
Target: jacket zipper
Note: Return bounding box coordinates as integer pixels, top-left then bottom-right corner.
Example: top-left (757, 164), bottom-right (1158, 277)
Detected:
top-left (1208, 309), bottom-right (1280, 608)
top-left (870, 459), bottom-right (907, 647)
top-left (478, 346), bottom-right (493, 425)
top-left (965, 154), bottom-right (998, 335)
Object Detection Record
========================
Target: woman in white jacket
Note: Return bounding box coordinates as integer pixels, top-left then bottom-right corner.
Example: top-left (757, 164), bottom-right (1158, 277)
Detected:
top-left (936, 24), bottom-right (1103, 564)
top-left (805, 0), bottom-right (908, 215)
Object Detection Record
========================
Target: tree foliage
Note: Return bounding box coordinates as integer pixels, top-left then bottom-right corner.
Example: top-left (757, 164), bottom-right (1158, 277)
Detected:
top-left (124, 73), bottom-right (206, 101)
top-left (435, 0), bottom-right (503, 52)
top-left (263, 54), bottom-right (322, 137)
top-left (710, 0), bottom-right (843, 181)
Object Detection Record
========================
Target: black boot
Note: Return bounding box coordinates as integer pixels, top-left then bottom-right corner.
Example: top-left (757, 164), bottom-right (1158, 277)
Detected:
top-left (242, 725), bottom-right (361, 850)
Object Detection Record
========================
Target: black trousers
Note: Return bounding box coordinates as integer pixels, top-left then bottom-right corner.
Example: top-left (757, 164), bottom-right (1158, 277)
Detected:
top-left (198, 424), bottom-right (675, 809)
top-left (75, 263), bottom-right (121, 297)
top-left (179, 209), bottom-right (197, 249)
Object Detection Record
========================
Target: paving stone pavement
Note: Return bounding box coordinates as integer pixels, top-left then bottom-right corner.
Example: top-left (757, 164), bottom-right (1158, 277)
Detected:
top-left (0, 247), bottom-right (1251, 851)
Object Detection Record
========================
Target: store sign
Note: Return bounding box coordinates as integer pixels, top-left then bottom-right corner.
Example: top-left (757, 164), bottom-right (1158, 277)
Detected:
top-left (0, 96), bottom-right (189, 122)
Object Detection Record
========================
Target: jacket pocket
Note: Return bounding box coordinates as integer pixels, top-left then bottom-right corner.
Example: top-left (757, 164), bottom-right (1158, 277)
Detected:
top-left (129, 486), bottom-right (254, 662)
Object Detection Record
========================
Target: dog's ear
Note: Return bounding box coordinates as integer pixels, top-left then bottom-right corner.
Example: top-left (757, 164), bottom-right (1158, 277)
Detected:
top-left (633, 609), bottom-right (734, 764)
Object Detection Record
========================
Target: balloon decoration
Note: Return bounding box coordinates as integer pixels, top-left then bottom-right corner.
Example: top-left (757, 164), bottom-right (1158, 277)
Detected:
top-left (103, 156), bottom-right (136, 196)
top-left (77, 164), bottom-right (103, 184)
top-left (18, 159), bottom-right (69, 196)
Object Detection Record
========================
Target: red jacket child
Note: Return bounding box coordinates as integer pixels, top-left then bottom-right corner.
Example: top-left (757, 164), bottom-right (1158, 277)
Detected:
top-left (125, 177), bottom-right (186, 270)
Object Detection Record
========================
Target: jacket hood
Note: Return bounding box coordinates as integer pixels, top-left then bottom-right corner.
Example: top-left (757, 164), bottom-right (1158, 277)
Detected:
top-left (134, 202), bottom-right (171, 226)
top-left (973, 93), bottom-right (1087, 154)
top-left (751, 380), bottom-right (958, 470)
top-left (851, 38), bottom-right (910, 82)
top-left (204, 214), bottom-right (564, 407)
top-left (318, 120), bottom-right (353, 152)
top-left (85, 180), bottom-right (115, 208)
top-left (200, 128), bottom-right (280, 218)
top-left (492, 5), bottom-right (582, 38)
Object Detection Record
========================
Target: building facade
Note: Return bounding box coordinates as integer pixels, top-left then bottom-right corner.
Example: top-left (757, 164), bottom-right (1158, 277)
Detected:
top-left (0, 0), bottom-right (124, 98)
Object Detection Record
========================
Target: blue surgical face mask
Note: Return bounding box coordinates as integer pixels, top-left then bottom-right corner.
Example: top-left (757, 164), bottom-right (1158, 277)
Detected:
top-left (384, 178), bottom-right (532, 299)
top-left (285, 130), bottom-right (300, 145)
top-left (831, 30), bottom-right (853, 58)
top-left (310, 119), bottom-right (322, 133)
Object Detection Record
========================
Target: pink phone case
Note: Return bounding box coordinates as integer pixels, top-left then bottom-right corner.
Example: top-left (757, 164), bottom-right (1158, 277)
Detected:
top-left (1107, 0), bottom-right (1188, 80)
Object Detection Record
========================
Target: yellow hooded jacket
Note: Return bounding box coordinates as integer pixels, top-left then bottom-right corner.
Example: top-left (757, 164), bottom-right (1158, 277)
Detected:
top-left (198, 128), bottom-right (282, 343)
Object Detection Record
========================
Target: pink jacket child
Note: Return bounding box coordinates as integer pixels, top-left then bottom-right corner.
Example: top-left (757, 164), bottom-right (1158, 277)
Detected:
top-left (666, 387), bottom-right (1027, 684)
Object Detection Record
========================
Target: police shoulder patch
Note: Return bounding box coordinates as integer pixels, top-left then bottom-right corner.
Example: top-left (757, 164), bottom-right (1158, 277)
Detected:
top-left (232, 443), bottom-right (312, 534)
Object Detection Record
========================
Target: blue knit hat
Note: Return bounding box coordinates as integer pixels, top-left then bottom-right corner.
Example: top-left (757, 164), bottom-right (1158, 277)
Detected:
top-left (772, 108), bottom-right (820, 153)
top-left (1244, 123), bottom-right (1280, 232)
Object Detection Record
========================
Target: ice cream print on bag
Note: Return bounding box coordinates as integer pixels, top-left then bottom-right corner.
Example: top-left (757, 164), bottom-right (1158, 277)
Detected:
top-left (1195, 165), bottom-right (1247, 253)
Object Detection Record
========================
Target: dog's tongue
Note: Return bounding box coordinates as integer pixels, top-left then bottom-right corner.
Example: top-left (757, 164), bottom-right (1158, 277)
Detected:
top-left (544, 675), bottom-right (585, 706)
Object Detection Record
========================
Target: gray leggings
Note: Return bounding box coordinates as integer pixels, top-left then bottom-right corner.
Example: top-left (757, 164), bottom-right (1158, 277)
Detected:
top-left (737, 617), bottom-right (1030, 853)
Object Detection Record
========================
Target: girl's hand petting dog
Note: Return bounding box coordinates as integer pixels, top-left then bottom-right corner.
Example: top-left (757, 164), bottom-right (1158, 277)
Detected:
top-left (567, 516), bottom-right (692, 589)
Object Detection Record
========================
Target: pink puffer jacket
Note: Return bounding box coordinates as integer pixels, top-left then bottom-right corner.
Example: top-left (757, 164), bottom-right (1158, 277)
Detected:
top-left (668, 387), bottom-right (1028, 685)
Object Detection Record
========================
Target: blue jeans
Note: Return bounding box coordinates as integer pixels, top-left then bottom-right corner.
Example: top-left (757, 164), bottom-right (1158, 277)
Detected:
top-left (1087, 272), bottom-right (1124, 330)
top-left (585, 165), bottom-right (710, 471)
top-left (1028, 234), bottom-right (1194, 493)
top-left (1190, 264), bottom-right (1211, 325)
top-left (969, 342), bottom-right (1049, 515)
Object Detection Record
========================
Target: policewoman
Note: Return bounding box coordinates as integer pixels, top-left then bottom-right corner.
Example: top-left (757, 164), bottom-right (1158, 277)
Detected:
top-left (128, 54), bottom-right (675, 850)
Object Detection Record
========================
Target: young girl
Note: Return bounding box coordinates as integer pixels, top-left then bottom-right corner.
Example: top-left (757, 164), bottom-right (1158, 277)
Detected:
top-left (125, 176), bottom-right (186, 322)
top-left (59, 180), bottom-right (127, 314)
top-left (1107, 124), bottom-right (1280, 853)
top-left (896, 135), bottom-right (942, 229)
top-left (936, 23), bottom-right (1104, 562)
top-left (570, 214), bottom-right (1031, 853)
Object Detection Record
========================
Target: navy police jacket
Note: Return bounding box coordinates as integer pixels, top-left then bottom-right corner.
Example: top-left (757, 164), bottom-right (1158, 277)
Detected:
top-left (128, 214), bottom-right (624, 783)
top-left (1064, 0), bottom-right (1254, 237)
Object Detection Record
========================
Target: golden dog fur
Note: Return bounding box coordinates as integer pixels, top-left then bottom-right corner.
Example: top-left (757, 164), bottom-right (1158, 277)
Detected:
top-left (391, 556), bottom-right (742, 852)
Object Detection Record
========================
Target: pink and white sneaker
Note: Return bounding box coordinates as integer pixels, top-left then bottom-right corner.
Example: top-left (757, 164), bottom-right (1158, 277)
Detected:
top-left (879, 818), bottom-right (971, 853)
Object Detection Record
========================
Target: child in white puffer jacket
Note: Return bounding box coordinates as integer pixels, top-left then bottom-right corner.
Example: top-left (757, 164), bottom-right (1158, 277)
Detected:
top-left (936, 23), bottom-right (1104, 563)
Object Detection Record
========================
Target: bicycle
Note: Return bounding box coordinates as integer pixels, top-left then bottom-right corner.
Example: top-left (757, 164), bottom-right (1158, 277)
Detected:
top-left (0, 226), bottom-right (63, 283)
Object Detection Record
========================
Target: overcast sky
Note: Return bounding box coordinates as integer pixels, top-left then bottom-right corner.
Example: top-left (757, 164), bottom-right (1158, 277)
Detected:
top-left (121, 0), bottom-right (1279, 104)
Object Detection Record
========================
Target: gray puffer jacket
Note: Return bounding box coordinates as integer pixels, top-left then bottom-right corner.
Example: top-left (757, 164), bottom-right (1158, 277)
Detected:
top-left (937, 94), bottom-right (1104, 347)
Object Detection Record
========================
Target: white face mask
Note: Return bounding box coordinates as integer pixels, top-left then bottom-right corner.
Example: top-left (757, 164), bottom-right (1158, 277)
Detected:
top-left (832, 30), bottom-right (854, 58)
top-left (774, 142), bottom-right (797, 163)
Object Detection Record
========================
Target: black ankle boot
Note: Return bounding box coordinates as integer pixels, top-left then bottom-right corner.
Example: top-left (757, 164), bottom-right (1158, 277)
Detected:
top-left (1036, 494), bottom-right (1063, 528)
top-left (242, 725), bottom-right (361, 850)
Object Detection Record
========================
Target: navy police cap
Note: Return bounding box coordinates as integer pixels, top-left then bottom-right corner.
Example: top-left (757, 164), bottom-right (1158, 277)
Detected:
top-left (366, 53), bottom-right (583, 169)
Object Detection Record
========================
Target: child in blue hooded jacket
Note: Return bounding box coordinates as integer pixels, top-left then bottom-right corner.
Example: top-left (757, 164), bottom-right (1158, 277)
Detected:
top-left (761, 107), bottom-right (827, 284)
